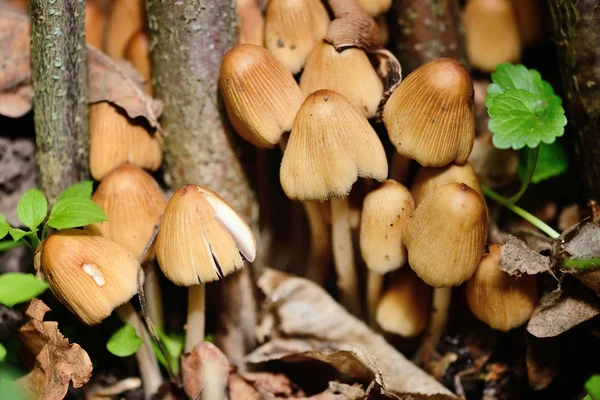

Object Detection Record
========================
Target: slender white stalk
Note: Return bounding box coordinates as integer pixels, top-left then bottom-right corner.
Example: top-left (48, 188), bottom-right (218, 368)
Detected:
top-left (185, 283), bottom-right (206, 353)
top-left (366, 270), bottom-right (384, 325)
top-left (304, 201), bottom-right (331, 285)
top-left (143, 262), bottom-right (165, 330)
top-left (116, 303), bottom-right (163, 399)
top-left (413, 287), bottom-right (452, 365)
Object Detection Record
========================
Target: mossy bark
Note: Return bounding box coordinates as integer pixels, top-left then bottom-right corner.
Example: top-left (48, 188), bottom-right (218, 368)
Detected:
top-left (147, 0), bottom-right (259, 366)
top-left (388, 0), bottom-right (466, 74)
top-left (29, 0), bottom-right (89, 204)
top-left (549, 1), bottom-right (600, 201)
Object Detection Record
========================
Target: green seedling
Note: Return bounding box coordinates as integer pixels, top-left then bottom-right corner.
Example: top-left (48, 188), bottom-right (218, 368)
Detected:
top-left (107, 324), bottom-right (143, 357)
top-left (585, 375), bottom-right (600, 400)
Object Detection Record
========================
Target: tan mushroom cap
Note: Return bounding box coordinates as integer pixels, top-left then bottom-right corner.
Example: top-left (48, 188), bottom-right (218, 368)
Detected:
top-left (357, 0), bottom-right (392, 17)
top-left (404, 183), bottom-right (488, 287)
top-left (265, 0), bottom-right (329, 74)
top-left (155, 185), bottom-right (257, 286)
top-left (104, 0), bottom-right (145, 59)
top-left (125, 31), bottom-right (153, 95)
top-left (86, 164), bottom-right (166, 262)
top-left (383, 58), bottom-right (475, 167)
top-left (237, 0), bottom-right (265, 46)
top-left (35, 230), bottom-right (138, 326)
top-left (411, 162), bottom-right (484, 206)
top-left (280, 89), bottom-right (388, 201)
top-left (360, 180), bottom-right (414, 274)
top-left (85, 0), bottom-right (106, 49)
top-left (466, 244), bottom-right (538, 331)
top-left (89, 102), bottom-right (163, 181)
top-left (220, 44), bottom-right (304, 148)
top-left (300, 41), bottom-right (383, 119)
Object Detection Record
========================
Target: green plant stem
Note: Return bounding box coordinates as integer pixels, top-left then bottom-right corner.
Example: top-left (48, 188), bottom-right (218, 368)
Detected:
top-left (482, 186), bottom-right (561, 239)
top-left (562, 258), bottom-right (600, 271)
top-left (507, 146), bottom-right (539, 204)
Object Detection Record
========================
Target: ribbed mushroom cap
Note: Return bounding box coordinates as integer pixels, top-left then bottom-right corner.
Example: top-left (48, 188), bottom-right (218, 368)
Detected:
top-left (411, 162), bottom-right (484, 206)
top-left (357, 0), bottom-right (392, 17)
top-left (105, 0), bottom-right (145, 59)
top-left (89, 102), bottom-right (163, 181)
top-left (125, 31), bottom-right (152, 95)
top-left (85, 164), bottom-right (166, 262)
top-left (383, 58), bottom-right (475, 167)
top-left (404, 183), bottom-right (488, 287)
top-left (466, 244), bottom-right (538, 331)
top-left (360, 180), bottom-right (414, 274)
top-left (463, 0), bottom-right (522, 72)
top-left (376, 268), bottom-right (432, 337)
top-left (265, 0), bottom-right (329, 74)
top-left (220, 44), bottom-right (304, 148)
top-left (85, 1), bottom-right (106, 49)
top-left (155, 185), bottom-right (256, 286)
top-left (280, 89), bottom-right (388, 201)
top-left (299, 41), bottom-right (383, 119)
top-left (35, 230), bottom-right (138, 325)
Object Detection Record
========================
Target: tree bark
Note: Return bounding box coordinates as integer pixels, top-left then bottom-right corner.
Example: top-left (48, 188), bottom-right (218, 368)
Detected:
top-left (388, 0), bottom-right (466, 74)
top-left (147, 0), bottom-right (259, 367)
top-left (549, 1), bottom-right (600, 201)
top-left (30, 0), bottom-right (89, 204)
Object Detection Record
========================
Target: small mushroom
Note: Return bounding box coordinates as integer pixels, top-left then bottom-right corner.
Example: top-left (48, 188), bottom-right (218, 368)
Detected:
top-left (383, 58), bottom-right (475, 167)
top-left (510, 0), bottom-right (544, 46)
top-left (155, 185), bottom-right (256, 352)
top-left (466, 244), bottom-right (538, 331)
top-left (237, 0), bottom-right (265, 46)
top-left (357, 0), bottom-right (392, 17)
top-left (125, 31), bottom-right (153, 95)
top-left (265, 0), bottom-right (330, 74)
top-left (410, 162), bottom-right (484, 206)
top-left (219, 44), bottom-right (304, 148)
top-left (404, 183), bottom-right (488, 287)
top-left (85, 0), bottom-right (106, 49)
top-left (104, 0), bottom-right (145, 59)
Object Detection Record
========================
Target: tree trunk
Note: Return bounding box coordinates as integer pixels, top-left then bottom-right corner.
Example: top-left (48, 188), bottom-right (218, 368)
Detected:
top-left (146, 0), bottom-right (259, 367)
top-left (549, 1), bottom-right (600, 201)
top-left (29, 0), bottom-right (89, 204)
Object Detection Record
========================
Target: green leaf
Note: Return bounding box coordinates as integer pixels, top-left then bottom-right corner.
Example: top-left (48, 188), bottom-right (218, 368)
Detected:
top-left (0, 241), bottom-right (23, 252)
top-left (152, 328), bottom-right (184, 375)
top-left (0, 273), bottom-right (49, 307)
top-left (586, 375), bottom-right (600, 400)
top-left (518, 142), bottom-right (568, 183)
top-left (107, 324), bottom-right (143, 357)
top-left (58, 181), bottom-right (94, 201)
top-left (0, 343), bottom-right (6, 363)
top-left (488, 89), bottom-right (567, 150)
top-left (0, 215), bottom-right (10, 240)
top-left (8, 228), bottom-right (29, 242)
top-left (16, 189), bottom-right (47, 231)
top-left (47, 198), bottom-right (107, 230)
top-left (0, 363), bottom-right (27, 400)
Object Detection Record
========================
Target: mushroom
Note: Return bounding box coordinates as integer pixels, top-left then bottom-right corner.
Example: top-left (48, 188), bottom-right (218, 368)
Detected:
top-left (466, 244), bottom-right (538, 331)
top-left (410, 162), bottom-right (484, 206)
top-left (125, 31), bottom-right (153, 95)
top-left (403, 183), bottom-right (488, 287)
top-left (463, 0), bottom-right (522, 72)
top-left (34, 230), bottom-right (163, 398)
top-left (510, 0), bottom-right (544, 46)
top-left (264, 0), bottom-right (330, 75)
top-left (383, 58), bottom-right (475, 167)
top-left (300, 40), bottom-right (383, 119)
top-left (280, 89), bottom-right (388, 315)
top-left (85, 0), bottom-right (106, 49)
top-left (359, 179), bottom-right (414, 322)
top-left (155, 185), bottom-right (256, 352)
top-left (89, 102), bottom-right (163, 181)
top-left (357, 0), bottom-right (392, 17)
top-left (237, 0), bottom-right (265, 46)
top-left (104, 0), bottom-right (145, 59)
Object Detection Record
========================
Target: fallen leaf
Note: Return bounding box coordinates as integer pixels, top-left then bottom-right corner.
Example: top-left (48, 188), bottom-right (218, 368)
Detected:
top-left (304, 382), bottom-right (365, 400)
top-left (556, 221), bottom-right (600, 293)
top-left (239, 372), bottom-right (297, 398)
top-left (500, 236), bottom-right (551, 276)
top-left (255, 269), bottom-right (457, 398)
top-left (525, 334), bottom-right (559, 390)
top-left (14, 299), bottom-right (93, 400)
top-left (181, 341), bottom-right (230, 399)
top-left (228, 374), bottom-right (260, 400)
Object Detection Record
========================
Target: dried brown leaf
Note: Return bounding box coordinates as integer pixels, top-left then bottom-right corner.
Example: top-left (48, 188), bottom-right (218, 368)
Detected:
top-left (525, 334), bottom-right (559, 390)
top-left (304, 382), bottom-right (365, 399)
top-left (228, 374), bottom-right (261, 400)
top-left (500, 236), bottom-right (551, 276)
top-left (255, 269), bottom-right (457, 398)
top-left (181, 341), bottom-right (230, 399)
top-left (556, 221), bottom-right (600, 293)
top-left (239, 372), bottom-right (300, 398)
top-left (14, 299), bottom-right (93, 400)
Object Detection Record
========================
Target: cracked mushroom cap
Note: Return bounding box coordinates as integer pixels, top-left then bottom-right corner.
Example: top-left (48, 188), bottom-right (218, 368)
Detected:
top-left (280, 89), bottom-right (388, 201)
top-left (383, 58), bottom-right (475, 167)
top-left (155, 185), bottom-right (256, 286)
top-left (34, 230), bottom-right (138, 326)
top-left (220, 44), bottom-right (304, 148)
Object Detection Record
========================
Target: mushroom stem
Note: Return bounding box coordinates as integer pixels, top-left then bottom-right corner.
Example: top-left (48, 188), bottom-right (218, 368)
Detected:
top-left (116, 303), bottom-right (163, 399)
top-left (366, 270), bottom-right (383, 325)
top-left (389, 153), bottom-right (411, 184)
top-left (330, 197), bottom-right (362, 316)
top-left (413, 287), bottom-right (452, 365)
top-left (304, 201), bottom-right (331, 285)
top-left (143, 262), bottom-right (164, 330)
top-left (185, 283), bottom-right (206, 353)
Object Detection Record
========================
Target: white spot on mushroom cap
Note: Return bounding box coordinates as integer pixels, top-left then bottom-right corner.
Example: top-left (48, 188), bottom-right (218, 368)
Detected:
top-left (82, 263), bottom-right (106, 286)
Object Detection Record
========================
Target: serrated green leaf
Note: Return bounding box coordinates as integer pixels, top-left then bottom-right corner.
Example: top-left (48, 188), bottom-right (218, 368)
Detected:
top-left (58, 181), bottom-right (94, 201)
top-left (586, 375), bottom-right (600, 400)
top-left (0, 273), bottom-right (49, 307)
top-left (488, 89), bottom-right (567, 150)
top-left (0, 215), bottom-right (10, 240)
top-left (0, 241), bottom-right (23, 252)
top-left (47, 198), bottom-right (107, 230)
top-left (16, 189), bottom-right (47, 231)
top-left (518, 142), bottom-right (568, 184)
top-left (107, 324), bottom-right (143, 357)
top-left (9, 228), bottom-right (29, 242)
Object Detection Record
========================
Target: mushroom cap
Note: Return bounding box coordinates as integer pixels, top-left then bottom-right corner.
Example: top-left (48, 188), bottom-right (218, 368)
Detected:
top-left (383, 58), bottom-right (475, 167)
top-left (466, 244), bottom-right (538, 331)
top-left (220, 44), bottom-right (304, 148)
top-left (125, 31), bottom-right (152, 95)
top-left (404, 183), bottom-right (488, 287)
top-left (155, 185), bottom-right (256, 286)
top-left (299, 41), bottom-right (383, 119)
top-left (280, 89), bottom-right (388, 201)
top-left (35, 230), bottom-right (138, 325)
top-left (237, 0), bottom-right (265, 46)
top-left (85, 164), bottom-right (166, 262)
top-left (463, 0), bottom-right (522, 73)
top-left (411, 162), bottom-right (484, 207)
top-left (360, 180), bottom-right (414, 273)
top-left (105, 0), bottom-right (145, 59)
top-left (85, 0), bottom-right (106, 49)
top-left (265, 0), bottom-right (329, 74)
top-left (357, 0), bottom-right (392, 17)
top-left (89, 102), bottom-right (163, 181)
